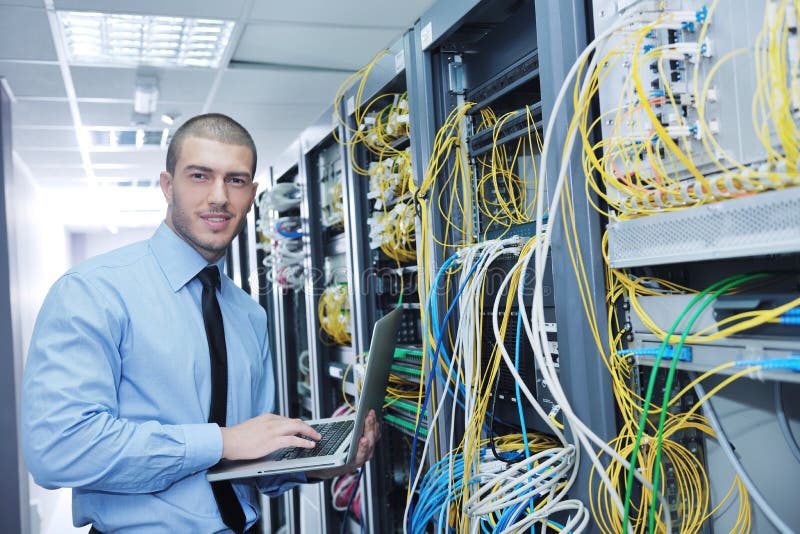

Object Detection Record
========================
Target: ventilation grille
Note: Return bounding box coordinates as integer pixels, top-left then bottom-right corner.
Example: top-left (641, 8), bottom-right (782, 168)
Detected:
top-left (607, 187), bottom-right (800, 268)
top-left (88, 129), bottom-right (168, 148)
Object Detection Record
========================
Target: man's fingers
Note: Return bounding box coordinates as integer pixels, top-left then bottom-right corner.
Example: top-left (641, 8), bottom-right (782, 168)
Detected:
top-left (281, 436), bottom-right (317, 449)
top-left (283, 419), bottom-right (321, 441)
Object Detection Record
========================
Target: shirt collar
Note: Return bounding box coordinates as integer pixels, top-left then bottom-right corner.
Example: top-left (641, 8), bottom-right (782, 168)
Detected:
top-left (149, 221), bottom-right (227, 292)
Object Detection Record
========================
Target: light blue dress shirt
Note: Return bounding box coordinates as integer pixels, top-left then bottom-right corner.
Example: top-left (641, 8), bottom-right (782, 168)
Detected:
top-left (22, 222), bottom-right (303, 533)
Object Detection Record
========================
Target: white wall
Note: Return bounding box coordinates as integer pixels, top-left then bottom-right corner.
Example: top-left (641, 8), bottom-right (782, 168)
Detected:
top-left (9, 157), bottom-right (69, 365)
top-left (10, 156), bottom-right (160, 534)
top-left (8, 154), bottom-right (71, 534)
top-left (70, 226), bottom-right (156, 266)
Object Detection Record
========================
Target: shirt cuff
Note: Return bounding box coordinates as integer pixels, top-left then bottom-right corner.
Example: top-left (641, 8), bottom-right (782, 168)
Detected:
top-left (182, 423), bottom-right (223, 473)
top-left (257, 472), bottom-right (307, 496)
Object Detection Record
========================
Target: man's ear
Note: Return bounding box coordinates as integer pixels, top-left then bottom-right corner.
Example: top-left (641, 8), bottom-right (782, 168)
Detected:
top-left (159, 171), bottom-right (174, 205)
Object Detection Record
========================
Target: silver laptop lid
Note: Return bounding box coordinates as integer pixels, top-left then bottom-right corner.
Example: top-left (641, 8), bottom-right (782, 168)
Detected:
top-left (344, 306), bottom-right (402, 463)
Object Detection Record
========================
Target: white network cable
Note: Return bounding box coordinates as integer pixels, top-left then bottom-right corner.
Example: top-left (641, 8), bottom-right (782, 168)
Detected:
top-left (404, 10), bottom-right (680, 534)
top-left (258, 182), bottom-right (302, 213)
top-left (511, 9), bottom-right (674, 533)
top-left (403, 238), bottom-right (584, 533)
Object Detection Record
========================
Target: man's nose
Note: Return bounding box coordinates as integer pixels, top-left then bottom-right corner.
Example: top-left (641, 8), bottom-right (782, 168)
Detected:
top-left (208, 176), bottom-right (228, 205)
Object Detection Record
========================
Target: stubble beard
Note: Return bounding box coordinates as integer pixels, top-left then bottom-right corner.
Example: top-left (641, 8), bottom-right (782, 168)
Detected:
top-left (169, 202), bottom-right (243, 261)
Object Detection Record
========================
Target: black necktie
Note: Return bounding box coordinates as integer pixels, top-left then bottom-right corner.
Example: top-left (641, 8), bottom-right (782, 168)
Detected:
top-left (196, 266), bottom-right (246, 534)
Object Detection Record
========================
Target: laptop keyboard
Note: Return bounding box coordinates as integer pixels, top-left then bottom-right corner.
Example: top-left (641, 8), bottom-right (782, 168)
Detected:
top-left (275, 419), bottom-right (355, 461)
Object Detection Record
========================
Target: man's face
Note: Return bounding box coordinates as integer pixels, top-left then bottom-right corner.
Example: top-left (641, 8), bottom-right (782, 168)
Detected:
top-left (159, 136), bottom-right (257, 263)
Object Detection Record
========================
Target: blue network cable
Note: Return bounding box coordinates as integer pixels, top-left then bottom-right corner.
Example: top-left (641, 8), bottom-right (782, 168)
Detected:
top-left (495, 500), bottom-right (530, 532)
top-left (407, 252), bottom-right (485, 527)
top-left (428, 256), bottom-right (471, 405)
top-left (412, 452), bottom-right (467, 533)
top-left (513, 270), bottom-right (536, 533)
top-left (274, 221), bottom-right (303, 239)
top-left (427, 255), bottom-right (513, 430)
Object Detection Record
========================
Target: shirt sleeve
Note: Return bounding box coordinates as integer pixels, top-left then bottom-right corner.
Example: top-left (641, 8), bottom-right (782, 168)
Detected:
top-left (252, 320), bottom-right (307, 495)
top-left (22, 273), bottom-right (223, 493)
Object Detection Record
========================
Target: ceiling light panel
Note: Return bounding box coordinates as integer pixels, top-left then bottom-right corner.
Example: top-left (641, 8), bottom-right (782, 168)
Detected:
top-left (85, 127), bottom-right (170, 149)
top-left (58, 11), bottom-right (234, 68)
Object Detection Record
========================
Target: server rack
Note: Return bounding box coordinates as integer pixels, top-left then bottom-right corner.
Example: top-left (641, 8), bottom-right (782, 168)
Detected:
top-left (296, 109), bottom-right (361, 533)
top-left (337, 35), bottom-right (427, 533)
top-left (255, 0), bottom-right (800, 531)
top-left (255, 151), bottom-right (308, 534)
top-left (407, 0), bottom-right (614, 516)
top-left (588, 0), bottom-right (800, 530)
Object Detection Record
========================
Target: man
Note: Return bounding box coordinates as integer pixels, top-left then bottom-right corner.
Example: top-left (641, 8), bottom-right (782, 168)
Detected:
top-left (22, 113), bottom-right (380, 533)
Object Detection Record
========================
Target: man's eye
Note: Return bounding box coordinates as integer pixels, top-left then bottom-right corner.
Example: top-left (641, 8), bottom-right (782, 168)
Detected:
top-left (228, 177), bottom-right (245, 185)
top-left (191, 173), bottom-right (206, 180)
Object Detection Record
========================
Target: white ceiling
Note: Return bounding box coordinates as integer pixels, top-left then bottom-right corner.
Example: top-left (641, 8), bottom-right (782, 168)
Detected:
top-left (0, 0), bottom-right (434, 227)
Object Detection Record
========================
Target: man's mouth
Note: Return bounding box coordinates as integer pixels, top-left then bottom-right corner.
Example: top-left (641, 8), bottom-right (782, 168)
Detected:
top-left (201, 213), bottom-right (233, 229)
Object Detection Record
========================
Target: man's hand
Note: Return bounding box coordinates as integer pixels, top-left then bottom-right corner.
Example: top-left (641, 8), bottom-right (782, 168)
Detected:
top-left (220, 413), bottom-right (322, 461)
top-left (305, 409), bottom-right (382, 480)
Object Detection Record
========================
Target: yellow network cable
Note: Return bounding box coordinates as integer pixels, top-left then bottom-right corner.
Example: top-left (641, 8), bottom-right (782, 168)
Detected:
top-left (473, 105), bottom-right (543, 239)
top-left (318, 283), bottom-right (352, 346)
top-left (542, 6), bottom-right (800, 530)
top-left (332, 49), bottom-right (388, 170)
top-left (579, 4), bottom-right (799, 221)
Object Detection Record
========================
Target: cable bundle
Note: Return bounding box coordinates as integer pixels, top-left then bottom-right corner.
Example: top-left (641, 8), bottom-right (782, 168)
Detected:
top-left (754, 0), bottom-right (800, 177)
top-left (361, 93), bottom-right (410, 159)
top-left (320, 171), bottom-right (345, 229)
top-left (367, 202), bottom-right (416, 263)
top-left (258, 182), bottom-right (302, 213)
top-left (331, 51), bottom-right (410, 176)
top-left (580, 2), bottom-right (800, 220)
top-left (535, 3), bottom-right (800, 531)
top-left (318, 283), bottom-right (352, 345)
top-left (598, 269), bottom-right (800, 533)
top-left (410, 434), bottom-right (574, 534)
top-left (256, 187), bottom-right (305, 290)
top-left (473, 106), bottom-right (542, 238)
top-left (367, 149), bottom-right (412, 209)
top-left (402, 236), bottom-right (596, 533)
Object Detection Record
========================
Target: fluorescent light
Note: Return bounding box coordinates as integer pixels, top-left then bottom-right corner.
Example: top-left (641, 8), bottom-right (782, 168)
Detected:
top-left (160, 113), bottom-right (174, 125)
top-left (58, 11), bottom-right (235, 68)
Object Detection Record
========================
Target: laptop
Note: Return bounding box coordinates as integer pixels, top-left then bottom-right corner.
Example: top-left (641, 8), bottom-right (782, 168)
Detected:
top-left (207, 306), bottom-right (402, 481)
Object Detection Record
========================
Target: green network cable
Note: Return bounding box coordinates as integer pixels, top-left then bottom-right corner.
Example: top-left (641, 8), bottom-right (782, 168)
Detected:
top-left (646, 272), bottom-right (767, 533)
top-left (622, 273), bottom-right (765, 532)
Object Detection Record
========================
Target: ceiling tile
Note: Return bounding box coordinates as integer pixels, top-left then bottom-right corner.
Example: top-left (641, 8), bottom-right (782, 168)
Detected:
top-left (0, 0), bottom-right (47, 6)
top-left (53, 0), bottom-right (246, 19)
top-left (27, 165), bottom-right (86, 181)
top-left (93, 164), bottom-right (164, 180)
top-left (13, 127), bottom-right (79, 148)
top-left (90, 150), bottom-right (165, 167)
top-left (247, 0), bottom-right (436, 27)
top-left (0, 62), bottom-right (66, 98)
top-left (214, 68), bottom-right (347, 105)
top-left (234, 23), bottom-right (395, 71)
top-left (247, 127), bottom-right (304, 166)
top-left (71, 66), bottom-right (216, 103)
top-left (16, 149), bottom-right (83, 167)
top-left (208, 102), bottom-right (321, 133)
top-left (79, 101), bottom-right (204, 127)
top-left (0, 7), bottom-right (58, 61)
top-left (11, 100), bottom-right (73, 126)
